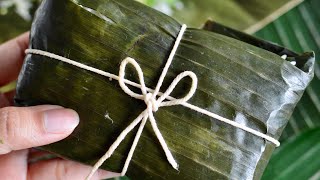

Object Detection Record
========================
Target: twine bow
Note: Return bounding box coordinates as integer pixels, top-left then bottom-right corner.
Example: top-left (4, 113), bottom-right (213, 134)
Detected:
top-left (86, 25), bottom-right (190, 180)
top-left (86, 57), bottom-right (198, 179)
top-left (119, 57), bottom-right (198, 171)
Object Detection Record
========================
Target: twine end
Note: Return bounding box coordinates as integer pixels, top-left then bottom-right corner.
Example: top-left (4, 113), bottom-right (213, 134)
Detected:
top-left (172, 162), bottom-right (179, 171)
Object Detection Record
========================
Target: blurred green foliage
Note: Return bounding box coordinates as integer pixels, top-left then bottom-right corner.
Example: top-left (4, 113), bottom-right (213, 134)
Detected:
top-left (262, 128), bottom-right (320, 180)
top-left (137, 0), bottom-right (178, 6)
top-left (0, 0), bottom-right (40, 42)
top-left (0, 6), bottom-right (30, 42)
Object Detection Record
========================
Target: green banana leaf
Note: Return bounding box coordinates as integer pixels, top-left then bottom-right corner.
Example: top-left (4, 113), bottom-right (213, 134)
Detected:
top-left (255, 0), bottom-right (320, 141)
top-left (15, 0), bottom-right (315, 179)
top-left (262, 128), bottom-right (320, 180)
top-left (202, 21), bottom-right (300, 59)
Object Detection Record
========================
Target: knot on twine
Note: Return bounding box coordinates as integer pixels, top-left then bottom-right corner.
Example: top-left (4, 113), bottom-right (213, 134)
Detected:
top-left (144, 93), bottom-right (158, 112)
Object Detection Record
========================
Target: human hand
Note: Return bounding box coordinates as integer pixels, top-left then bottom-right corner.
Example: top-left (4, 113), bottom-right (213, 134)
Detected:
top-left (0, 33), bottom-right (118, 180)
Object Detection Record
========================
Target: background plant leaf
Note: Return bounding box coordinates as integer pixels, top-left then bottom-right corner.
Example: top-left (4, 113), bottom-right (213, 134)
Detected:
top-left (262, 128), bottom-right (320, 180)
top-left (255, 0), bottom-right (320, 141)
top-left (0, 0), bottom-right (40, 42)
top-left (171, 0), bottom-right (303, 33)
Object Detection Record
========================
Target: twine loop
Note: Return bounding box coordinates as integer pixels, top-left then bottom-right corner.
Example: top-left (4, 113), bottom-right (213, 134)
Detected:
top-left (119, 57), bottom-right (198, 114)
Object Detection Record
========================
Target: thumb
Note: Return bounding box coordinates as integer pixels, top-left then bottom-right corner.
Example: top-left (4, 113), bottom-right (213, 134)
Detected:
top-left (0, 105), bottom-right (79, 154)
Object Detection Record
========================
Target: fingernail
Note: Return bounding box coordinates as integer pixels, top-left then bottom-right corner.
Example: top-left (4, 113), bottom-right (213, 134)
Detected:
top-left (43, 108), bottom-right (79, 133)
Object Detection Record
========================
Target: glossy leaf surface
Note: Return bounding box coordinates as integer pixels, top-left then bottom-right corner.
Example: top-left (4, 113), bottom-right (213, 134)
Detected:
top-left (15, 0), bottom-right (315, 179)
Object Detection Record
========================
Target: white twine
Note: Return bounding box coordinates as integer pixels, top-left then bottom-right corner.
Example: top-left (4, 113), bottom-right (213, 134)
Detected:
top-left (25, 24), bottom-right (280, 179)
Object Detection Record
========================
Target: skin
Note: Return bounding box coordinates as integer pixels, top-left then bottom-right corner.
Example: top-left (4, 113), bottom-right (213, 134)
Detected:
top-left (0, 33), bottom-right (119, 180)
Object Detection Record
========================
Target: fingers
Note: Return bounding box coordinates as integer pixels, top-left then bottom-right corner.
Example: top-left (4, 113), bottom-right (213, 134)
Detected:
top-left (0, 105), bottom-right (79, 154)
top-left (28, 159), bottom-right (119, 180)
top-left (0, 150), bottom-right (118, 180)
top-left (0, 150), bottom-right (28, 180)
top-left (28, 149), bottom-right (55, 164)
top-left (0, 32), bottom-right (29, 86)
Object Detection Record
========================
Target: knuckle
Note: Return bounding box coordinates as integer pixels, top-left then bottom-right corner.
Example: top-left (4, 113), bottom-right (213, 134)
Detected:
top-left (0, 107), bottom-right (20, 153)
top-left (55, 160), bottom-right (71, 179)
top-left (0, 107), bottom-right (20, 139)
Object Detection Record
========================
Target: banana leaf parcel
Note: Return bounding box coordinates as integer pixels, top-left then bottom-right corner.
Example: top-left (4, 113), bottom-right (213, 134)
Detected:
top-left (15, 0), bottom-right (315, 179)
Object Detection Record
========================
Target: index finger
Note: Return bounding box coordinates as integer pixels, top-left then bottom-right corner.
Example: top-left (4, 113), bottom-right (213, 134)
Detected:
top-left (0, 32), bottom-right (29, 86)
